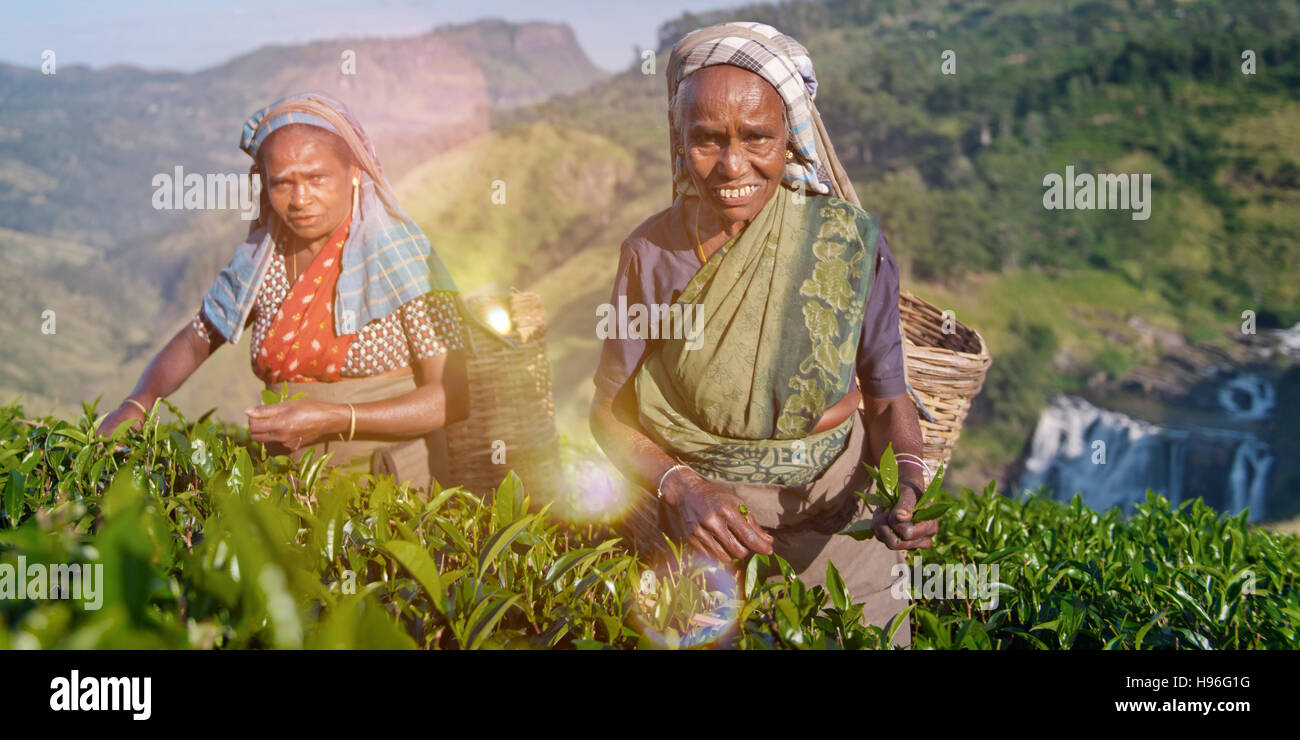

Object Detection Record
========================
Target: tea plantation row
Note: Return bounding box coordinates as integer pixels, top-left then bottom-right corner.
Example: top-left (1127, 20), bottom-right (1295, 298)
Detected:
top-left (1, 399), bottom-right (1295, 649)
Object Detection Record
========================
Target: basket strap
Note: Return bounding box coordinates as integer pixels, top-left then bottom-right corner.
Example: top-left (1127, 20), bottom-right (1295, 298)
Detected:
top-left (453, 294), bottom-right (484, 359)
top-left (905, 378), bottom-right (935, 423)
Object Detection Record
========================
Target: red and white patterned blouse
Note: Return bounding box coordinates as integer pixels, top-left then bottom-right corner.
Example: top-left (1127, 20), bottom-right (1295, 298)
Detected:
top-left (190, 247), bottom-right (464, 383)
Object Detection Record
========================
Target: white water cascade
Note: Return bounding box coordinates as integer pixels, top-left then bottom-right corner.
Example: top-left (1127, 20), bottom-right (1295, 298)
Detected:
top-left (1217, 374), bottom-right (1276, 421)
top-left (1017, 390), bottom-right (1274, 521)
top-left (1273, 322), bottom-right (1300, 358)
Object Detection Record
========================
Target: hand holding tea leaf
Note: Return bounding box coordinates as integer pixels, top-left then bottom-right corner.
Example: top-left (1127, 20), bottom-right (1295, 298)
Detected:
top-left (660, 469), bottom-right (774, 561)
top-left (260, 382), bottom-right (308, 405)
top-left (839, 443), bottom-right (946, 550)
top-left (245, 383), bottom-right (336, 452)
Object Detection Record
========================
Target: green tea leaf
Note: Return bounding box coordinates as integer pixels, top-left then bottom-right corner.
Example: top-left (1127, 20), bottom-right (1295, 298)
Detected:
top-left (477, 515), bottom-right (535, 579)
top-left (916, 463), bottom-right (945, 509)
top-left (465, 593), bottom-right (521, 650)
top-left (883, 603), bottom-right (915, 648)
top-left (382, 540), bottom-right (445, 611)
top-left (910, 502), bottom-right (951, 523)
top-left (744, 554), bottom-right (767, 599)
top-left (837, 519), bottom-right (875, 541)
top-left (1173, 628), bottom-right (1213, 650)
top-left (544, 547), bottom-right (598, 586)
top-left (825, 560), bottom-right (848, 613)
top-left (1134, 611), bottom-right (1165, 649)
top-left (493, 472), bottom-right (517, 529)
top-left (3, 470), bottom-right (24, 526)
top-left (915, 608), bottom-right (949, 649)
top-left (879, 444), bottom-right (898, 498)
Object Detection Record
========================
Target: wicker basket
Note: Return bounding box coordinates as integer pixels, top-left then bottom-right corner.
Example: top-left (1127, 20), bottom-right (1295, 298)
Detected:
top-left (445, 291), bottom-right (562, 506)
top-left (894, 290), bottom-right (993, 476)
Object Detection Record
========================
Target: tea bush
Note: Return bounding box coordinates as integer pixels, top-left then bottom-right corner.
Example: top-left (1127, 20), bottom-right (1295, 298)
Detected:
top-left (914, 482), bottom-right (1299, 648)
top-left (0, 399), bottom-right (1295, 649)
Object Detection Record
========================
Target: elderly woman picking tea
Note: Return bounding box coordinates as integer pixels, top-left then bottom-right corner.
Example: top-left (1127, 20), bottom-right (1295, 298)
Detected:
top-left (590, 23), bottom-right (939, 645)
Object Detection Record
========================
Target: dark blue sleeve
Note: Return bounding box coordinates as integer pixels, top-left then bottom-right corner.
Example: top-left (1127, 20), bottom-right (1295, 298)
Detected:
top-left (856, 231), bottom-right (907, 399)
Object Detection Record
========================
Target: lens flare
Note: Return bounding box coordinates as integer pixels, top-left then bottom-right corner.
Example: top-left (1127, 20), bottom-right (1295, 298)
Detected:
top-left (629, 548), bottom-right (743, 649)
top-left (553, 459), bottom-right (745, 646)
top-left (485, 305), bottom-right (512, 335)
top-left (555, 458), bottom-right (638, 525)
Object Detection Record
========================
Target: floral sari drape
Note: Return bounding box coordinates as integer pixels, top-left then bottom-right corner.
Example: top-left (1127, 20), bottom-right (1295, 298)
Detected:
top-left (254, 217), bottom-right (356, 383)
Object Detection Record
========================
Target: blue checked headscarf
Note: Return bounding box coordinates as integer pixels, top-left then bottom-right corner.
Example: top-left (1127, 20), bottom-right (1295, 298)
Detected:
top-left (666, 22), bottom-right (860, 207)
top-left (200, 90), bottom-right (458, 344)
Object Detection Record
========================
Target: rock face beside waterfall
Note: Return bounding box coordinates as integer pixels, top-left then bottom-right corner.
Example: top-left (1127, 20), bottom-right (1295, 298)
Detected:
top-left (1117, 322), bottom-right (1286, 407)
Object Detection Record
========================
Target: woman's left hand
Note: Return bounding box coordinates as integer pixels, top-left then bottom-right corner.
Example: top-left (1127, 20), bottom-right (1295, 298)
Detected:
top-left (873, 481), bottom-right (939, 550)
top-left (244, 400), bottom-right (342, 452)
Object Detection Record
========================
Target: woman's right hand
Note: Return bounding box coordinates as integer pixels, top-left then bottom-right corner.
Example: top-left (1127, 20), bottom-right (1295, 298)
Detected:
top-left (661, 468), bottom-right (775, 561)
top-left (96, 402), bottom-right (146, 439)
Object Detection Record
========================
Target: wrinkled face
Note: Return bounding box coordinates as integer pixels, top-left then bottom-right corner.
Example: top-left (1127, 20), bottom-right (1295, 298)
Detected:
top-left (677, 65), bottom-right (787, 229)
top-left (260, 127), bottom-right (358, 242)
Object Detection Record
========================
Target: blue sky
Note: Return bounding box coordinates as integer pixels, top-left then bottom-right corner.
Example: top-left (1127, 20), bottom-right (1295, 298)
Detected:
top-left (0, 0), bottom-right (745, 74)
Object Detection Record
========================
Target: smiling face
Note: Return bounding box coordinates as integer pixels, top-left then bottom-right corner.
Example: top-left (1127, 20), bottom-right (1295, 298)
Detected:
top-left (676, 65), bottom-right (788, 231)
top-left (259, 125), bottom-right (358, 243)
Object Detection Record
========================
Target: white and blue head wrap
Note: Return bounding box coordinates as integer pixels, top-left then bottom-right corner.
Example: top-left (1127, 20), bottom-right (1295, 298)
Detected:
top-left (200, 91), bottom-right (458, 344)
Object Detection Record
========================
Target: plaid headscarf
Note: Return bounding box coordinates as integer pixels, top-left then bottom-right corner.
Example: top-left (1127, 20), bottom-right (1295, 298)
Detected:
top-left (200, 91), bottom-right (457, 344)
top-left (666, 22), bottom-right (859, 206)
top-left (667, 24), bottom-right (937, 425)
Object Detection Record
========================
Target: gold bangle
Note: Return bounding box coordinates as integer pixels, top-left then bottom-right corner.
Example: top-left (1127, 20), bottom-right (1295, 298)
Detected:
top-left (123, 398), bottom-right (149, 416)
top-left (347, 403), bottom-right (356, 442)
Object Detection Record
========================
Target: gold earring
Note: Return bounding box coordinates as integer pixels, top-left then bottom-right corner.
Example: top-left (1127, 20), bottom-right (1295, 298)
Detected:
top-left (786, 149), bottom-right (794, 160)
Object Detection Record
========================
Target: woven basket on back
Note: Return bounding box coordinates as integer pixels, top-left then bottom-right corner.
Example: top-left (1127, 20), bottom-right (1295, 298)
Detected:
top-left (445, 291), bottom-right (562, 506)
top-left (894, 290), bottom-right (992, 477)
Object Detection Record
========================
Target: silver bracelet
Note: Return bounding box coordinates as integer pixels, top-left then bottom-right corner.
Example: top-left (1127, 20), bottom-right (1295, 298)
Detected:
top-left (894, 453), bottom-right (932, 478)
top-left (655, 463), bottom-right (691, 500)
top-left (898, 458), bottom-right (929, 474)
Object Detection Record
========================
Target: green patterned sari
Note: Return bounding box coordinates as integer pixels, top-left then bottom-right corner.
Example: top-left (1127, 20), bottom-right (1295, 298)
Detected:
top-left (635, 187), bottom-right (879, 486)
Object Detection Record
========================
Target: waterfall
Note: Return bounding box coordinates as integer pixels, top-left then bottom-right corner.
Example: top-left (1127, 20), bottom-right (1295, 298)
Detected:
top-left (1227, 440), bottom-right (1273, 517)
top-left (1217, 374), bottom-right (1275, 421)
top-left (1017, 389), bottom-right (1274, 522)
top-left (1273, 322), bottom-right (1300, 358)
